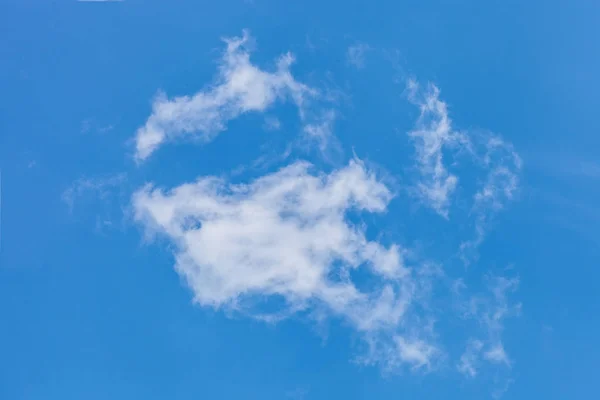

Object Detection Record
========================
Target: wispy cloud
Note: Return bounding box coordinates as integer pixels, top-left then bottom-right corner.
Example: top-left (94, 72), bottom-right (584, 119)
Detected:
top-left (483, 343), bottom-right (510, 365)
top-left (406, 80), bottom-right (521, 263)
top-left (63, 173), bottom-right (126, 211)
top-left (63, 173), bottom-right (128, 233)
top-left (302, 109), bottom-right (336, 152)
top-left (81, 119), bottom-right (114, 134)
top-left (406, 80), bottom-right (470, 218)
top-left (457, 339), bottom-right (484, 377)
top-left (460, 136), bottom-right (521, 264)
top-left (456, 275), bottom-right (520, 382)
top-left (492, 378), bottom-right (515, 400)
top-left (134, 31), bottom-right (317, 162)
top-left (394, 336), bottom-right (439, 370)
top-left (347, 43), bottom-right (370, 69)
top-left (263, 116), bottom-right (282, 131)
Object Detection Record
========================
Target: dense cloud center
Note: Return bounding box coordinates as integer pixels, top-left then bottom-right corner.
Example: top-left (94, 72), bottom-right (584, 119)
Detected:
top-left (134, 160), bottom-right (414, 334)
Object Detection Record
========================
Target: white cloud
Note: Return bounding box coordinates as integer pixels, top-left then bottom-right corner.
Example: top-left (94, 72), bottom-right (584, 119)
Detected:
top-left (133, 158), bottom-right (439, 369)
top-left (394, 336), bottom-right (439, 370)
top-left (460, 137), bottom-right (522, 263)
top-left (485, 276), bottom-right (520, 339)
top-left (484, 343), bottom-right (510, 365)
top-left (476, 135), bottom-right (522, 211)
top-left (492, 378), bottom-right (515, 400)
top-left (456, 275), bottom-right (520, 378)
top-left (134, 31), bottom-right (316, 161)
top-left (347, 43), bottom-right (370, 69)
top-left (302, 110), bottom-right (336, 151)
top-left (406, 80), bottom-right (470, 218)
top-left (406, 80), bottom-right (521, 263)
top-left (457, 339), bottom-right (484, 377)
top-left (475, 167), bottom-right (519, 211)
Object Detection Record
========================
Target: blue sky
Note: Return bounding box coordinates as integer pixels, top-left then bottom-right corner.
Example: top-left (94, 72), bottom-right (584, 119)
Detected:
top-left (1, 0), bottom-right (599, 399)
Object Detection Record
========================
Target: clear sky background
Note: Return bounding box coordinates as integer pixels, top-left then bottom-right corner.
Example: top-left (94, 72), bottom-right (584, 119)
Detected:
top-left (1, 1), bottom-right (599, 399)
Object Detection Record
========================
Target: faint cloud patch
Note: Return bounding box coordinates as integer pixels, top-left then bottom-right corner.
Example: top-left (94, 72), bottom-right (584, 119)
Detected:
top-left (457, 339), bottom-right (483, 378)
top-left (81, 119), bottom-right (115, 134)
top-left (302, 110), bottom-right (336, 151)
top-left (285, 387), bottom-right (309, 400)
top-left (63, 173), bottom-right (128, 233)
top-left (263, 116), bottom-right (281, 131)
top-left (492, 377), bottom-right (515, 399)
top-left (347, 43), bottom-right (370, 69)
top-left (575, 161), bottom-right (600, 178)
top-left (63, 173), bottom-right (126, 211)
top-left (305, 35), bottom-right (330, 53)
top-left (459, 135), bottom-right (521, 264)
top-left (455, 274), bottom-right (520, 395)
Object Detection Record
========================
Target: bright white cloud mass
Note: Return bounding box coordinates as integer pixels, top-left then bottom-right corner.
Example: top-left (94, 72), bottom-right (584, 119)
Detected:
top-left (134, 159), bottom-right (439, 369)
top-left (134, 159), bottom-right (404, 310)
top-left (131, 31), bottom-right (521, 386)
